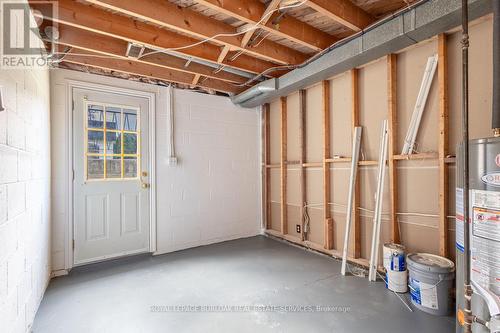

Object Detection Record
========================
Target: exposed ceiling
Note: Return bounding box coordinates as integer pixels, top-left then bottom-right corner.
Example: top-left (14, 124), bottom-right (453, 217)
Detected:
top-left (30, 0), bottom-right (419, 96)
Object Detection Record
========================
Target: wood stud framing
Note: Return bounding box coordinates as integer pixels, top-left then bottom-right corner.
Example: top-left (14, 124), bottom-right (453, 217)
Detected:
top-left (351, 69), bottom-right (361, 258)
top-left (387, 54), bottom-right (400, 244)
top-left (263, 38), bottom-right (455, 266)
top-left (322, 81), bottom-right (332, 250)
top-left (280, 97), bottom-right (288, 235)
top-left (438, 34), bottom-right (449, 258)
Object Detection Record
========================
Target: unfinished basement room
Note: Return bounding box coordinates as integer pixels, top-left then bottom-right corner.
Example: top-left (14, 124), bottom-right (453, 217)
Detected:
top-left (1, 0), bottom-right (500, 332)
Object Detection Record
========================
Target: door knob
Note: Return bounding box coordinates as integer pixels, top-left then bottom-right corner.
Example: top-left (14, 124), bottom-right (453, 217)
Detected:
top-left (141, 183), bottom-right (150, 189)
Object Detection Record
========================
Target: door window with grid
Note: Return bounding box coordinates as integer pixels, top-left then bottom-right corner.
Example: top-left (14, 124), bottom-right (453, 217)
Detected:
top-left (85, 103), bottom-right (140, 180)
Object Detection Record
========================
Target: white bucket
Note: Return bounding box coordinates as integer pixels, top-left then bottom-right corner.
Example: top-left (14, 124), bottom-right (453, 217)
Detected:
top-left (383, 243), bottom-right (405, 271)
top-left (386, 269), bottom-right (408, 293)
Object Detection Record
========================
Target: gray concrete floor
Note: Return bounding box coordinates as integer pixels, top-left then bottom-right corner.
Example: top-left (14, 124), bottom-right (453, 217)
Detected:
top-left (33, 235), bottom-right (455, 333)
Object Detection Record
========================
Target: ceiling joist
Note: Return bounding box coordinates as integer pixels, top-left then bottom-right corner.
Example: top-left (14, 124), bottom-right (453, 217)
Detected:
top-left (49, 24), bottom-right (249, 85)
top-left (29, 0), bottom-right (281, 76)
top-left (61, 48), bottom-right (244, 94)
top-left (306, 0), bottom-right (374, 32)
top-left (195, 0), bottom-right (337, 51)
top-left (83, 0), bottom-right (308, 65)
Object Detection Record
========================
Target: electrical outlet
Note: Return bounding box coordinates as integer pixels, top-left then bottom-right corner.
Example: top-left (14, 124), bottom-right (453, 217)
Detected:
top-left (296, 224), bottom-right (301, 233)
top-left (167, 156), bottom-right (178, 166)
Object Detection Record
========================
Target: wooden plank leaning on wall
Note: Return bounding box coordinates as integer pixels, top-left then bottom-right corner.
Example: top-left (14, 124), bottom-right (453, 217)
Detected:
top-left (323, 80), bottom-right (333, 249)
top-left (280, 97), bottom-right (288, 235)
top-left (263, 104), bottom-right (271, 230)
top-left (438, 33), bottom-right (449, 258)
top-left (351, 69), bottom-right (362, 258)
top-left (387, 54), bottom-right (400, 244)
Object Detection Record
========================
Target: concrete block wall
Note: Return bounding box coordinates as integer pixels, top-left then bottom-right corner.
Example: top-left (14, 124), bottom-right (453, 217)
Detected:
top-left (0, 67), bottom-right (51, 333)
top-left (155, 88), bottom-right (261, 253)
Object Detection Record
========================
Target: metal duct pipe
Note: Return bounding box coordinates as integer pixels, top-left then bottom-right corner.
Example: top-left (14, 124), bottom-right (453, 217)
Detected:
top-left (493, 0), bottom-right (500, 135)
top-left (231, 79), bottom-right (277, 105)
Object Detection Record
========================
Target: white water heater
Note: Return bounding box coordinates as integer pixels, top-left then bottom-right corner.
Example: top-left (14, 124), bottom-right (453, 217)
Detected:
top-left (456, 138), bottom-right (500, 332)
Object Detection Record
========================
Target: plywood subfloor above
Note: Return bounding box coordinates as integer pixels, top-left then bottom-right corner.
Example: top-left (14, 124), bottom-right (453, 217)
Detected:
top-left (32, 0), bottom-right (421, 95)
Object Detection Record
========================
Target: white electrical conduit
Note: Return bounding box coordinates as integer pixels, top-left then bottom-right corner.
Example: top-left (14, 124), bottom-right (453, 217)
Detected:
top-left (369, 120), bottom-right (389, 282)
top-left (168, 85), bottom-right (175, 159)
top-left (402, 54), bottom-right (438, 154)
top-left (341, 126), bottom-right (362, 276)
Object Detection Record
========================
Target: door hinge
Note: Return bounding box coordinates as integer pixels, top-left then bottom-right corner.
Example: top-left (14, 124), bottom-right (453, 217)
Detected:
top-left (72, 169), bottom-right (75, 181)
top-left (72, 239), bottom-right (75, 250)
top-left (72, 99), bottom-right (75, 111)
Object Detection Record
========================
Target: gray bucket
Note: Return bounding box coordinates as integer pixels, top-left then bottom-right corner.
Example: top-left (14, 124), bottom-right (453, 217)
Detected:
top-left (407, 253), bottom-right (455, 316)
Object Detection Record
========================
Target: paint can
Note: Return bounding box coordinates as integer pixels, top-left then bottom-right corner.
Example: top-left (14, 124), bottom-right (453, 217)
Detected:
top-left (383, 243), bottom-right (405, 271)
top-left (386, 269), bottom-right (408, 293)
top-left (390, 252), bottom-right (406, 272)
top-left (407, 253), bottom-right (455, 316)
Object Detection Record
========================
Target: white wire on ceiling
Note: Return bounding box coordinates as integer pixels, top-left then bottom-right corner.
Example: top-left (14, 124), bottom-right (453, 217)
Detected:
top-left (138, 0), bottom-right (309, 58)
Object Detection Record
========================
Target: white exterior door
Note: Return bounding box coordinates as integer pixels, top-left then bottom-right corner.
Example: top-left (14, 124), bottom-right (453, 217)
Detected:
top-left (73, 88), bottom-right (150, 265)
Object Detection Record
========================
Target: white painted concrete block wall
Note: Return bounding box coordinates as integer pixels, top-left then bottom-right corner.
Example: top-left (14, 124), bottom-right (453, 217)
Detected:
top-left (50, 69), bottom-right (261, 271)
top-left (0, 67), bottom-right (51, 333)
top-left (155, 88), bottom-right (261, 253)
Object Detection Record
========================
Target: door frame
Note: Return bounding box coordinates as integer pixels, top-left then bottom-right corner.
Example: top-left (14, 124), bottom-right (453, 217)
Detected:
top-left (65, 80), bottom-right (157, 269)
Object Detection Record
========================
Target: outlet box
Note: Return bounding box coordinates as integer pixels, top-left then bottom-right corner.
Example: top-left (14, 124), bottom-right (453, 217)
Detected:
top-left (167, 156), bottom-right (178, 166)
top-left (296, 224), bottom-right (301, 233)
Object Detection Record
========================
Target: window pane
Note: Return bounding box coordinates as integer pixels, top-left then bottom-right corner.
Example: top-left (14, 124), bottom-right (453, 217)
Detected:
top-left (123, 109), bottom-right (138, 131)
top-left (106, 132), bottom-right (122, 155)
top-left (124, 157), bottom-right (137, 178)
top-left (87, 130), bottom-right (104, 154)
top-left (106, 156), bottom-right (122, 179)
top-left (87, 105), bottom-right (104, 129)
top-left (87, 156), bottom-right (104, 179)
top-left (123, 133), bottom-right (137, 154)
top-left (106, 106), bottom-right (122, 130)
top-left (106, 107), bottom-right (122, 130)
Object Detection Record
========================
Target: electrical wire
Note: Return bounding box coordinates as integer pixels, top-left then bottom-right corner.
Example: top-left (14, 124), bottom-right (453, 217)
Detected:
top-left (138, 0), bottom-right (309, 58)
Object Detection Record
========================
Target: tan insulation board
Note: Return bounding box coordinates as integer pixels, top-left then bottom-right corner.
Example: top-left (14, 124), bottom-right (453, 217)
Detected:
top-left (306, 85), bottom-right (323, 163)
top-left (359, 58), bottom-right (388, 161)
top-left (269, 100), bottom-right (281, 164)
top-left (266, 17), bottom-right (493, 262)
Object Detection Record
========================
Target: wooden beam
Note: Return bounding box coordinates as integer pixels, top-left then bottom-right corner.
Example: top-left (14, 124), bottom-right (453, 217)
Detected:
top-left (191, 74), bottom-right (202, 87)
top-left (280, 97), bottom-right (288, 235)
top-left (438, 33), bottom-right (449, 258)
top-left (307, 0), bottom-right (374, 32)
top-left (393, 152), bottom-right (438, 160)
top-left (29, 0), bottom-right (278, 76)
top-left (387, 54), bottom-right (400, 244)
top-left (51, 24), bottom-right (249, 85)
top-left (299, 89), bottom-right (307, 241)
top-left (195, 0), bottom-right (337, 51)
top-left (351, 68), bottom-right (361, 258)
top-left (217, 45), bottom-right (232, 64)
top-left (84, 0), bottom-right (308, 65)
top-left (240, 0), bottom-right (281, 49)
top-left (322, 80), bottom-right (332, 249)
top-left (62, 49), bottom-right (243, 94)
